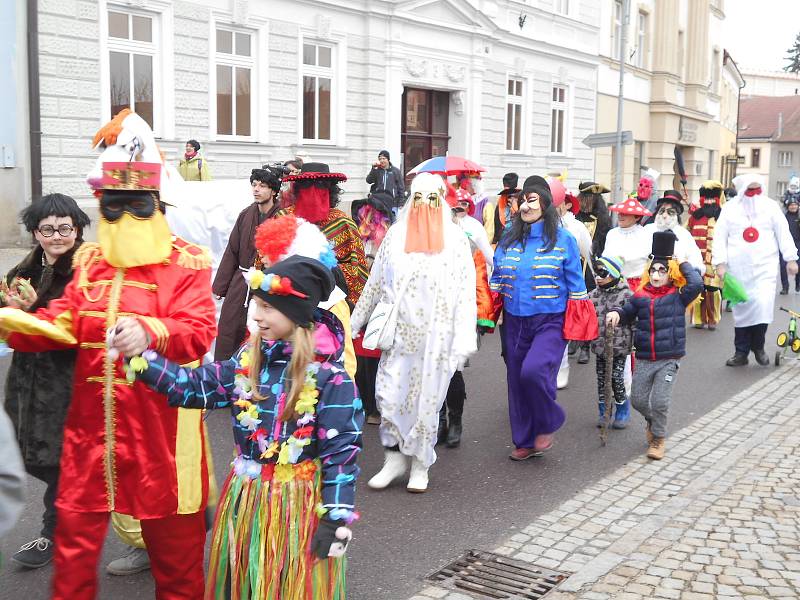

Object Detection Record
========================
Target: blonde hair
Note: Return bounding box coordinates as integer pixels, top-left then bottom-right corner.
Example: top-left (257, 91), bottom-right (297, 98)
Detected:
top-left (638, 259), bottom-right (686, 291)
top-left (248, 325), bottom-right (316, 421)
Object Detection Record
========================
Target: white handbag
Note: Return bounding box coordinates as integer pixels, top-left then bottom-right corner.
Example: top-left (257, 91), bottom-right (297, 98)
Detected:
top-left (361, 274), bottom-right (413, 351)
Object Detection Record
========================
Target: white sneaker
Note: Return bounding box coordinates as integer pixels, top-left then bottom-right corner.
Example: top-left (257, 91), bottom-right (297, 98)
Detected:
top-left (367, 450), bottom-right (408, 489)
top-left (406, 458), bottom-right (429, 493)
top-left (557, 365), bottom-right (569, 389)
top-left (106, 546), bottom-right (151, 575)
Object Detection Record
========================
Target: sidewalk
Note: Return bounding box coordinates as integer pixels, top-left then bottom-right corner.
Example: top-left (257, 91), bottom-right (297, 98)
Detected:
top-left (0, 247), bottom-right (30, 277)
top-left (411, 366), bottom-right (800, 600)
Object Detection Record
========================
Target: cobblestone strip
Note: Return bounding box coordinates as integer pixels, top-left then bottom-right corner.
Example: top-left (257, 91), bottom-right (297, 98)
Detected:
top-left (410, 367), bottom-right (800, 600)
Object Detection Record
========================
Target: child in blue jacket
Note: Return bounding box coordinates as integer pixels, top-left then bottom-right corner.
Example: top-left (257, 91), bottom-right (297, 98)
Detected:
top-left (606, 232), bottom-right (702, 460)
top-left (130, 255), bottom-right (363, 599)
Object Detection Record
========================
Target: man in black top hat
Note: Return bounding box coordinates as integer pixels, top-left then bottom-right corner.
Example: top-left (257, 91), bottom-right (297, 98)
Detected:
top-left (366, 150), bottom-right (405, 209)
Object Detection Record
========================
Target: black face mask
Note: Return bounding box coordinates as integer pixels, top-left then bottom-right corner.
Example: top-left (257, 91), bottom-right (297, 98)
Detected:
top-left (100, 191), bottom-right (158, 222)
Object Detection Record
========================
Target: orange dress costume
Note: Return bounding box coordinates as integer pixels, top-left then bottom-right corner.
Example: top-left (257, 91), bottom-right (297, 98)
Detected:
top-left (0, 161), bottom-right (217, 600)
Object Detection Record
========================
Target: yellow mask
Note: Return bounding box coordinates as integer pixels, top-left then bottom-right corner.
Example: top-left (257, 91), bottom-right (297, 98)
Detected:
top-left (98, 210), bottom-right (172, 268)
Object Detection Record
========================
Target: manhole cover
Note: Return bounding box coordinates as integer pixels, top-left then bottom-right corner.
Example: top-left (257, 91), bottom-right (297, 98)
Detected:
top-left (426, 550), bottom-right (570, 599)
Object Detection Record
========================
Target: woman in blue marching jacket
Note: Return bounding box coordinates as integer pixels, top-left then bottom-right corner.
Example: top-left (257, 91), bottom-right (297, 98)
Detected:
top-left (491, 176), bottom-right (598, 460)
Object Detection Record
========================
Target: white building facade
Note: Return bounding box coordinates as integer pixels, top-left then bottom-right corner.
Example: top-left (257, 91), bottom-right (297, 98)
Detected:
top-left (16, 0), bottom-right (601, 236)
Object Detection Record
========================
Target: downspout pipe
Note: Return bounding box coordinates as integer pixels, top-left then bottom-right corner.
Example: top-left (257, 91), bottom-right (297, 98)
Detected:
top-left (27, 0), bottom-right (41, 202)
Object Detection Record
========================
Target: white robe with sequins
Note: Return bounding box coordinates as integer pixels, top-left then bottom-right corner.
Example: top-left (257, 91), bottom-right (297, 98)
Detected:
top-left (351, 222), bottom-right (477, 467)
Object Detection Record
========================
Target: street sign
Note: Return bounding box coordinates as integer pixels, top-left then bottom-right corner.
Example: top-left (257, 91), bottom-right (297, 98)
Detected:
top-left (582, 131), bottom-right (633, 148)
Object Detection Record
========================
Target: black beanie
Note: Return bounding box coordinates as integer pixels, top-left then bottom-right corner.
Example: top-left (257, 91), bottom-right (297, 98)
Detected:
top-left (378, 149), bottom-right (390, 160)
top-left (502, 172), bottom-right (519, 189)
top-left (521, 175), bottom-right (553, 207)
top-left (251, 256), bottom-right (335, 326)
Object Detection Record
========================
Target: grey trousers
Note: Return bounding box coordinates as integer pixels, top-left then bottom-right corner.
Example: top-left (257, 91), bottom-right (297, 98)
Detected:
top-left (630, 358), bottom-right (680, 438)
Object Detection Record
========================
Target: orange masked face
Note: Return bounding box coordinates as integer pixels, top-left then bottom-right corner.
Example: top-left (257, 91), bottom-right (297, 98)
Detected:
top-left (404, 174), bottom-right (446, 254)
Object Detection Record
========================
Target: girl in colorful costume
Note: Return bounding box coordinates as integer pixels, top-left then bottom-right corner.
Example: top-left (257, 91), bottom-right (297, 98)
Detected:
top-left (491, 175), bottom-right (598, 460)
top-left (132, 255), bottom-right (363, 599)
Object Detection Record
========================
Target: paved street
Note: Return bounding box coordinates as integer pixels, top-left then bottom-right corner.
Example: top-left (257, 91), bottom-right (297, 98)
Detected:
top-left (0, 261), bottom-right (799, 598)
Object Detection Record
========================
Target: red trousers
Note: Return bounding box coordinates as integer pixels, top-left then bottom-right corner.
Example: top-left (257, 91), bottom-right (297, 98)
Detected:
top-left (51, 510), bottom-right (205, 600)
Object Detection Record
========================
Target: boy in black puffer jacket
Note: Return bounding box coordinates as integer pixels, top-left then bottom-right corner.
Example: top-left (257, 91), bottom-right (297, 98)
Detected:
top-left (589, 255), bottom-right (633, 429)
top-left (606, 232), bottom-right (702, 461)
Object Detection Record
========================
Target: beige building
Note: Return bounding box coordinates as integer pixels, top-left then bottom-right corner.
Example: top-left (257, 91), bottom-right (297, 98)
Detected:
top-left (594, 0), bottom-right (736, 202)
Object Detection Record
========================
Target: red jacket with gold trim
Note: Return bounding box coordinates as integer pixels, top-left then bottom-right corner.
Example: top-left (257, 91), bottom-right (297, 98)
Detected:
top-left (5, 238), bottom-right (217, 519)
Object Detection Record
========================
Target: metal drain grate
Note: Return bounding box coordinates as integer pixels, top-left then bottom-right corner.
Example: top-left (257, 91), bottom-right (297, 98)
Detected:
top-left (426, 550), bottom-right (570, 599)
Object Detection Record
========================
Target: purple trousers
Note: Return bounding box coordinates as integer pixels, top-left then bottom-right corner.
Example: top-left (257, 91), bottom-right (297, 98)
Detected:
top-left (501, 312), bottom-right (567, 449)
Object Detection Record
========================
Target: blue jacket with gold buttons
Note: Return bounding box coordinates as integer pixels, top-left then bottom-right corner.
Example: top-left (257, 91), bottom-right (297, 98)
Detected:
top-left (491, 222), bottom-right (589, 317)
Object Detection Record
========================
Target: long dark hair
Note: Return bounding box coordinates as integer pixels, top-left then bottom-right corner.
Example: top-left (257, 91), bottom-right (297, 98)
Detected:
top-left (500, 203), bottom-right (561, 252)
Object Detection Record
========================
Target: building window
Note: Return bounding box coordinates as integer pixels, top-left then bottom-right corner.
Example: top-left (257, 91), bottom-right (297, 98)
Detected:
top-left (550, 85), bottom-right (567, 154)
top-left (215, 28), bottom-right (253, 137)
top-left (777, 181), bottom-right (788, 197)
top-left (506, 78), bottom-right (523, 152)
top-left (751, 148), bottom-right (761, 168)
top-left (611, 0), bottom-right (623, 60)
top-left (708, 149), bottom-right (715, 179)
top-left (779, 151), bottom-right (793, 167)
top-left (635, 11), bottom-right (648, 68)
top-left (554, 0), bottom-right (569, 15)
top-left (634, 141), bottom-right (645, 178)
top-left (107, 9), bottom-right (157, 128)
top-left (302, 42), bottom-right (334, 141)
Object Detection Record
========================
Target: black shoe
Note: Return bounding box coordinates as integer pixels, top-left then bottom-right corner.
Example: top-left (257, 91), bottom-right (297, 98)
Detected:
top-left (725, 302), bottom-right (732, 313)
top-left (12, 537), bottom-right (54, 569)
top-left (446, 414), bottom-right (462, 448)
top-left (577, 346), bottom-right (590, 364)
top-left (795, 283), bottom-right (800, 293)
top-left (753, 349), bottom-right (769, 366)
top-left (568, 340), bottom-right (578, 356)
top-left (780, 288), bottom-right (789, 295)
top-left (725, 353), bottom-right (749, 367)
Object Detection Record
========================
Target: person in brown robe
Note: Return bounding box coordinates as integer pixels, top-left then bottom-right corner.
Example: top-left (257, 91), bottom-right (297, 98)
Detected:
top-left (212, 167), bottom-right (282, 360)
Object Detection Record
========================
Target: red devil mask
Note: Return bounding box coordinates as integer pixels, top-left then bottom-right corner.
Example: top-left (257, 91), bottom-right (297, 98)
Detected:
top-left (637, 178), bottom-right (653, 200)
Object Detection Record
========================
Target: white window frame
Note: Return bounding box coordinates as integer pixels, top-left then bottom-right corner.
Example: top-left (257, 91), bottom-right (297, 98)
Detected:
top-left (777, 181), bottom-right (788, 197)
top-left (505, 76), bottom-right (524, 153)
top-left (778, 151), bottom-right (793, 167)
top-left (212, 25), bottom-right (256, 140)
top-left (99, 0), bottom-right (174, 139)
top-left (298, 33), bottom-right (346, 146)
top-left (554, 0), bottom-right (570, 16)
top-left (549, 84), bottom-right (569, 155)
top-left (612, 0), bottom-right (623, 60)
top-left (635, 10), bottom-right (648, 69)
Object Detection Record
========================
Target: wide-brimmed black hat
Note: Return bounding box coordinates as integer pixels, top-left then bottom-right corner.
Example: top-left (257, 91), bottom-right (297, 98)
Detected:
top-left (282, 162), bottom-right (347, 183)
top-left (578, 181), bottom-right (610, 195)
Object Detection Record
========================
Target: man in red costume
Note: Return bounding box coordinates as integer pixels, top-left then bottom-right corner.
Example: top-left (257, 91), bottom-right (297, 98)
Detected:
top-left (0, 161), bottom-right (216, 600)
top-left (687, 180), bottom-right (724, 330)
top-left (280, 163), bottom-right (368, 306)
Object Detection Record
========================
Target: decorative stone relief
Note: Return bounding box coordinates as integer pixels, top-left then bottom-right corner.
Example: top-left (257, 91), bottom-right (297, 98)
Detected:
top-left (445, 64), bottom-right (465, 82)
top-left (405, 58), bottom-right (428, 77)
top-left (316, 15), bottom-right (332, 40)
top-left (232, 0), bottom-right (249, 24)
top-left (452, 90), bottom-right (465, 116)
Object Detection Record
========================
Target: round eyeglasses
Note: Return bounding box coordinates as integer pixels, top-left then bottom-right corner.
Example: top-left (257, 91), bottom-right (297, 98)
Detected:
top-left (37, 224), bottom-right (75, 237)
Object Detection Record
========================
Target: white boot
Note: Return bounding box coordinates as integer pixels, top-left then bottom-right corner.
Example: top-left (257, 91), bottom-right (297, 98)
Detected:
top-left (406, 458), bottom-right (429, 493)
top-left (367, 450), bottom-right (408, 489)
top-left (557, 348), bottom-right (569, 389)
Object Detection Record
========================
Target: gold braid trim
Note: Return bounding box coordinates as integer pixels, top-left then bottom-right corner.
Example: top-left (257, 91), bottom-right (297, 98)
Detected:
top-left (173, 240), bottom-right (211, 271)
top-left (73, 243), bottom-right (107, 303)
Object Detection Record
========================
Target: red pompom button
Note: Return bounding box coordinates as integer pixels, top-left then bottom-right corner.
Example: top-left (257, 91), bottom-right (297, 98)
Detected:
top-left (743, 227), bottom-right (759, 243)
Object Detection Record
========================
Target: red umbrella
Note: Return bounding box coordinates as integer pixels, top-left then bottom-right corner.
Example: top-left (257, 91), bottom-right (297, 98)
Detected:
top-left (407, 155), bottom-right (486, 176)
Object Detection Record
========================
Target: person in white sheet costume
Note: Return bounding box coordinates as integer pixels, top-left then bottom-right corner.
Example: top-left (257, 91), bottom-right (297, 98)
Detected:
top-left (713, 174), bottom-right (799, 366)
top-left (350, 173), bottom-right (477, 493)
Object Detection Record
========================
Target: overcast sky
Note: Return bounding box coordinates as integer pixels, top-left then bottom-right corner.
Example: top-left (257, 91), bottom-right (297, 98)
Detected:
top-left (722, 1), bottom-right (799, 71)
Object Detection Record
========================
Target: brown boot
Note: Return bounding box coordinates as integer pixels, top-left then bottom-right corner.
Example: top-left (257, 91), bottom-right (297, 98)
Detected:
top-left (647, 437), bottom-right (665, 460)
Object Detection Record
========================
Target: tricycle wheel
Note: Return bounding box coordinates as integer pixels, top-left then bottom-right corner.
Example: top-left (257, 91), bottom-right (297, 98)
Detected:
top-left (777, 332), bottom-right (789, 347)
top-left (775, 351), bottom-right (782, 367)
